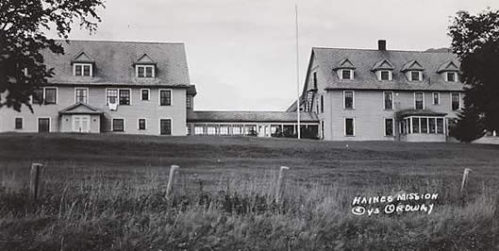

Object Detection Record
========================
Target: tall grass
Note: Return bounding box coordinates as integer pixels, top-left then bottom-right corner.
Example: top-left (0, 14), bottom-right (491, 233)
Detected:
top-left (1, 167), bottom-right (498, 251)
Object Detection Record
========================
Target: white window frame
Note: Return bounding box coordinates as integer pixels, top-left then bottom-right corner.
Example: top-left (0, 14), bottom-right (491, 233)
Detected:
top-left (74, 87), bottom-right (89, 104)
top-left (43, 87), bottom-right (58, 105)
top-left (140, 88), bottom-right (150, 101)
top-left (105, 88), bottom-right (119, 105)
top-left (410, 71), bottom-right (422, 81)
top-left (159, 89), bottom-right (173, 106)
top-left (138, 118), bottom-right (147, 130)
top-left (445, 72), bottom-right (457, 82)
top-left (414, 92), bottom-right (425, 110)
top-left (432, 92), bottom-right (440, 105)
top-left (343, 90), bottom-right (355, 109)
top-left (384, 118), bottom-right (394, 136)
top-left (378, 70), bottom-right (392, 81)
top-left (450, 92), bottom-right (461, 111)
top-left (73, 63), bottom-right (93, 77)
top-left (135, 65), bottom-right (155, 78)
top-left (111, 118), bottom-right (126, 132)
top-left (119, 88), bottom-right (132, 106)
top-left (339, 69), bottom-right (354, 80)
top-left (71, 115), bottom-right (91, 133)
top-left (37, 117), bottom-right (51, 132)
top-left (344, 117), bottom-right (355, 136)
top-left (159, 117), bottom-right (173, 135)
top-left (14, 117), bottom-right (23, 130)
top-left (383, 91), bottom-right (394, 110)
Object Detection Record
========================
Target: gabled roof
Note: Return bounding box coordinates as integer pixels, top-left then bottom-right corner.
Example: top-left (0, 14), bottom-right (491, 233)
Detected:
top-left (71, 51), bottom-right (95, 64)
top-left (333, 58), bottom-right (356, 70)
top-left (437, 60), bottom-right (459, 73)
top-left (42, 40), bottom-right (191, 87)
top-left (134, 54), bottom-right (156, 65)
top-left (59, 102), bottom-right (104, 115)
top-left (371, 58), bottom-right (395, 71)
top-left (401, 60), bottom-right (424, 72)
top-left (187, 111), bottom-right (318, 123)
top-left (310, 47), bottom-right (464, 91)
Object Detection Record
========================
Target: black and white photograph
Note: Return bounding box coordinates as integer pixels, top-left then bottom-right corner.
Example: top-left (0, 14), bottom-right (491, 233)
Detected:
top-left (1, 0), bottom-right (499, 250)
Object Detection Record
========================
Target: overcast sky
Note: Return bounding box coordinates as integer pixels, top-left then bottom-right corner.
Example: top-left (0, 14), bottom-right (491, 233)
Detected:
top-left (54, 0), bottom-right (499, 111)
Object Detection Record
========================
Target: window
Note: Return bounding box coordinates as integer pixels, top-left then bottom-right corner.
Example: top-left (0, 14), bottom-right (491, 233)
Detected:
top-left (75, 88), bottom-right (88, 103)
top-left (15, 118), bottom-right (23, 129)
top-left (380, 70), bottom-right (391, 80)
top-left (74, 63), bottom-right (92, 77)
top-left (160, 119), bottom-right (171, 135)
top-left (437, 118), bottom-right (444, 134)
top-left (341, 69), bottom-right (352, 80)
top-left (384, 91), bottom-right (393, 110)
top-left (313, 72), bottom-right (318, 89)
top-left (186, 95), bottom-right (193, 109)
top-left (421, 118), bottom-right (428, 133)
top-left (107, 89), bottom-right (118, 104)
top-left (136, 65), bottom-right (155, 78)
top-left (344, 91), bottom-right (354, 109)
top-left (433, 92), bottom-right (440, 105)
top-left (345, 118), bottom-right (354, 136)
top-left (451, 93), bottom-right (460, 110)
top-left (141, 89), bottom-right (150, 101)
top-left (320, 95), bottom-right (324, 113)
top-left (44, 88), bottom-right (57, 104)
top-left (38, 118), bottom-right (50, 133)
top-left (32, 89), bottom-right (43, 104)
top-left (195, 126), bottom-right (204, 135)
top-left (385, 118), bottom-right (394, 136)
top-left (119, 89), bottom-right (130, 105)
top-left (160, 90), bottom-right (171, 106)
top-left (112, 119), bottom-right (124, 132)
top-left (415, 92), bottom-right (424, 110)
top-left (138, 119), bottom-right (146, 130)
top-left (429, 118), bottom-right (436, 133)
top-left (446, 72), bottom-right (457, 82)
top-left (220, 126), bottom-right (229, 135)
top-left (207, 126), bottom-right (216, 135)
top-left (412, 117), bottom-right (420, 133)
top-left (410, 71), bottom-right (421, 81)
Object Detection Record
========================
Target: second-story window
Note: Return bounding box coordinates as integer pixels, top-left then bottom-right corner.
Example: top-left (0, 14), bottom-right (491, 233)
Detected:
top-left (186, 95), bottom-right (193, 109)
top-left (160, 90), bottom-right (171, 106)
top-left (107, 89), bottom-right (118, 104)
top-left (119, 89), bottom-right (130, 105)
top-left (141, 89), bottom-right (150, 101)
top-left (74, 63), bottom-right (92, 77)
top-left (451, 93), bottom-right (460, 110)
top-left (136, 65), bottom-right (155, 78)
top-left (44, 88), bottom-right (57, 105)
top-left (32, 89), bottom-right (44, 104)
top-left (384, 91), bottom-right (393, 110)
top-left (313, 72), bottom-right (318, 89)
top-left (344, 91), bottom-right (354, 109)
top-left (75, 88), bottom-right (88, 103)
top-left (433, 92), bottom-right (440, 105)
top-left (415, 92), bottom-right (424, 110)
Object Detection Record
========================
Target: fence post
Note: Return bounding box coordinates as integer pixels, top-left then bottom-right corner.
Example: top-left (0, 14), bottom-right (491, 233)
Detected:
top-left (276, 166), bottom-right (290, 203)
top-left (460, 168), bottom-right (472, 193)
top-left (166, 165), bottom-right (179, 199)
top-left (29, 163), bottom-right (44, 200)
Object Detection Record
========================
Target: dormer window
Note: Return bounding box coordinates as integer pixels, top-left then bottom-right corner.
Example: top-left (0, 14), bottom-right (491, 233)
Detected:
top-left (372, 59), bottom-right (394, 81)
top-left (74, 63), bottom-right (93, 77)
top-left (380, 70), bottom-right (391, 81)
top-left (134, 54), bottom-right (156, 79)
top-left (136, 65), bottom-right (155, 78)
top-left (446, 72), bottom-right (457, 82)
top-left (71, 52), bottom-right (95, 77)
top-left (410, 71), bottom-right (422, 81)
top-left (333, 58), bottom-right (356, 81)
top-left (341, 69), bottom-right (353, 80)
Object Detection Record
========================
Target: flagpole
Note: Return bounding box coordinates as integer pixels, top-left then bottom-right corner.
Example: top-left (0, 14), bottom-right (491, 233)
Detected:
top-left (295, 3), bottom-right (301, 139)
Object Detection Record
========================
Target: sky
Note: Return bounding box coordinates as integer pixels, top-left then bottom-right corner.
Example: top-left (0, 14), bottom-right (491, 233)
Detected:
top-left (51, 0), bottom-right (499, 111)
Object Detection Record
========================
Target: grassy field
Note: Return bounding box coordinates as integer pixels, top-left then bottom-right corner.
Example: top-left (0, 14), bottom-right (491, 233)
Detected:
top-left (1, 133), bottom-right (499, 250)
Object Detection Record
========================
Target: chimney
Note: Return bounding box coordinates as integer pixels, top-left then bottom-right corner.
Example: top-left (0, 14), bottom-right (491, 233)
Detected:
top-left (378, 40), bottom-right (386, 51)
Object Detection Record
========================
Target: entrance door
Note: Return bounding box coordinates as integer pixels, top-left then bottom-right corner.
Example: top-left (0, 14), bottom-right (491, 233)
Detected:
top-left (160, 119), bottom-right (171, 135)
top-left (72, 115), bottom-right (90, 133)
top-left (38, 118), bottom-right (50, 133)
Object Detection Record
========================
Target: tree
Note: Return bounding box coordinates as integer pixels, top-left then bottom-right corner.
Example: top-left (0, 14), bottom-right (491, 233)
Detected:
top-left (449, 104), bottom-right (485, 143)
top-left (0, 0), bottom-right (104, 112)
top-left (448, 9), bottom-right (499, 134)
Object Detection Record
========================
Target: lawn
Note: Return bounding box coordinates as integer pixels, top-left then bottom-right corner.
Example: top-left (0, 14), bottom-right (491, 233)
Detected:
top-left (1, 133), bottom-right (499, 250)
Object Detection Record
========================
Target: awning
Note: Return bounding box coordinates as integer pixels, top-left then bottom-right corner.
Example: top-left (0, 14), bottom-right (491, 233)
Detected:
top-left (396, 109), bottom-right (447, 120)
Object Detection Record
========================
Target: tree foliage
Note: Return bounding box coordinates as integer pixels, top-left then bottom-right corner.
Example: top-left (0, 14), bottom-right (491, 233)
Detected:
top-left (449, 104), bottom-right (485, 143)
top-left (0, 0), bottom-right (104, 112)
top-left (449, 9), bottom-right (499, 134)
